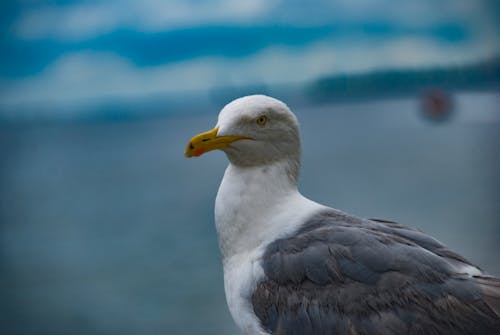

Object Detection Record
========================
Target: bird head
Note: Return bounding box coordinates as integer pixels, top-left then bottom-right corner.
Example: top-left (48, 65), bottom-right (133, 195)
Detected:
top-left (185, 95), bottom-right (301, 167)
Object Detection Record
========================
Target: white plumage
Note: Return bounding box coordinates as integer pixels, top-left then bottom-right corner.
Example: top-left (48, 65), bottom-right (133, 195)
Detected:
top-left (213, 96), bottom-right (323, 333)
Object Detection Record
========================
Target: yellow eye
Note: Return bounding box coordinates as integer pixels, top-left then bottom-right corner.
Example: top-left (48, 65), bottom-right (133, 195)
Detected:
top-left (256, 115), bottom-right (268, 127)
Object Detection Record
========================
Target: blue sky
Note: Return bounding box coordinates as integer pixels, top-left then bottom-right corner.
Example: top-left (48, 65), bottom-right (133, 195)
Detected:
top-left (0, 0), bottom-right (499, 112)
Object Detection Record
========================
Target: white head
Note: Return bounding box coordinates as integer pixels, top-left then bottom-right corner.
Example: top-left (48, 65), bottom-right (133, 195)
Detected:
top-left (185, 95), bottom-right (301, 180)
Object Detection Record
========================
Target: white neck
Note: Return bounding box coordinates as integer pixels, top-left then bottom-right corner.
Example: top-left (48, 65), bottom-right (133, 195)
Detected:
top-left (214, 159), bottom-right (324, 262)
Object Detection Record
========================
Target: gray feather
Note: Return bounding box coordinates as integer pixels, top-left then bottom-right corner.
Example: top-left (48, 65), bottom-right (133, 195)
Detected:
top-left (251, 209), bottom-right (500, 334)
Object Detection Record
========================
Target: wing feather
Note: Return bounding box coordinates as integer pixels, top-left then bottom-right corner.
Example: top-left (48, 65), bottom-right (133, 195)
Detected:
top-left (252, 210), bottom-right (500, 335)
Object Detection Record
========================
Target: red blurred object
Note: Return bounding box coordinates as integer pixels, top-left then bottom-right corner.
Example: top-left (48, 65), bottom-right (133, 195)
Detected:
top-left (420, 88), bottom-right (454, 122)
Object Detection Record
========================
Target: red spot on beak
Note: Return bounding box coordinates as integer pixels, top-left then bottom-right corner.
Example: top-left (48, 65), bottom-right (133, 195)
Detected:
top-left (194, 148), bottom-right (205, 157)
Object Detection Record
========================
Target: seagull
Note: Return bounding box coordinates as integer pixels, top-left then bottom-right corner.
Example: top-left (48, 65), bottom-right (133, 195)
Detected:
top-left (185, 95), bottom-right (500, 335)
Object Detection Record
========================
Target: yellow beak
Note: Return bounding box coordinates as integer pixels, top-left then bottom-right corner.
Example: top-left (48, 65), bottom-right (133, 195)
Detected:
top-left (185, 127), bottom-right (250, 157)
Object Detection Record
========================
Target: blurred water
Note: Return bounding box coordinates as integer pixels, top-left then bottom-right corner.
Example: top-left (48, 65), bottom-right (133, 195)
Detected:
top-left (1, 93), bottom-right (499, 334)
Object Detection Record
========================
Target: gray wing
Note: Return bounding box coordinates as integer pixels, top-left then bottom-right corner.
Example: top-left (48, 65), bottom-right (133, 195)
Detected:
top-left (251, 210), bottom-right (500, 335)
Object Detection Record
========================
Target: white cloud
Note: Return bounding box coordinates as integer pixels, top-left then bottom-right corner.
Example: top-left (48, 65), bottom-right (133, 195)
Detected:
top-left (15, 4), bottom-right (122, 40)
top-left (14, 0), bottom-right (277, 40)
top-left (1, 35), bottom-right (496, 113)
top-left (13, 0), bottom-right (497, 41)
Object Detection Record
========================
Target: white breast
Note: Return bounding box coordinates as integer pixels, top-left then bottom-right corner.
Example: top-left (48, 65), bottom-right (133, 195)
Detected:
top-left (214, 162), bottom-right (325, 334)
top-left (223, 251), bottom-right (268, 335)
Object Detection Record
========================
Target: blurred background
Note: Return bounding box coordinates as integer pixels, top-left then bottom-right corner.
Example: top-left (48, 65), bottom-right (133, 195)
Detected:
top-left (0, 1), bottom-right (499, 334)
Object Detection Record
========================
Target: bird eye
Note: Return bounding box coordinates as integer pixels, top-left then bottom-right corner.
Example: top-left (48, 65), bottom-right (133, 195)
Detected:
top-left (256, 115), bottom-right (268, 127)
